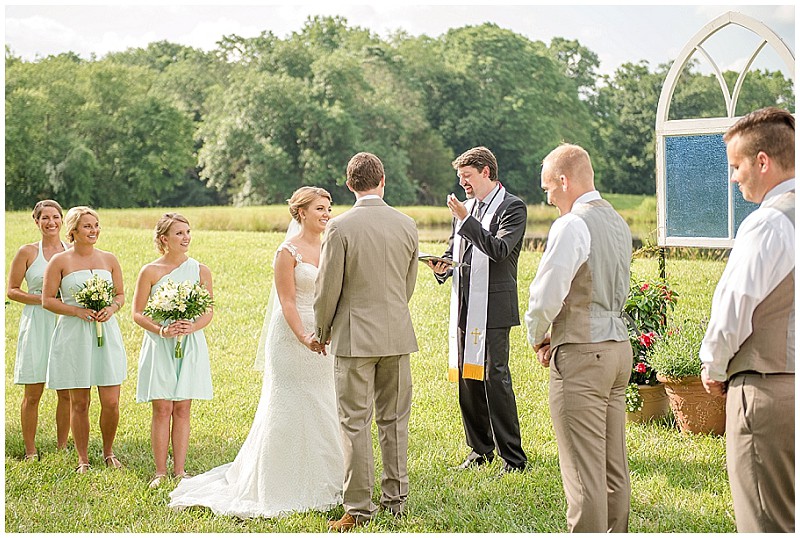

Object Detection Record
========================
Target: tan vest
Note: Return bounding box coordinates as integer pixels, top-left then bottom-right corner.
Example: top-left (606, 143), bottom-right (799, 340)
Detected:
top-left (728, 190), bottom-right (795, 377)
top-left (551, 199), bottom-right (632, 347)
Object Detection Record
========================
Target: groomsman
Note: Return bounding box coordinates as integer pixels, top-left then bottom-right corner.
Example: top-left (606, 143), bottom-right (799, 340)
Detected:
top-left (525, 144), bottom-right (632, 532)
top-left (315, 152), bottom-right (419, 531)
top-left (700, 107), bottom-right (795, 533)
top-left (428, 146), bottom-right (528, 476)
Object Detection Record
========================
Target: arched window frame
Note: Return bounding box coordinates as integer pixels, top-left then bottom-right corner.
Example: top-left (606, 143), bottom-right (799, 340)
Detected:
top-left (655, 11), bottom-right (795, 248)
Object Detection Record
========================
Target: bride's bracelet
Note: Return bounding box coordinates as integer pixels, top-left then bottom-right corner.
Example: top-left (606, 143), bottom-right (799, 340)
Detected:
top-left (159, 326), bottom-right (166, 338)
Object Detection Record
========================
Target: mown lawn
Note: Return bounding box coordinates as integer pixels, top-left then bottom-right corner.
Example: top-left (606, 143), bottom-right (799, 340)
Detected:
top-left (4, 206), bottom-right (732, 532)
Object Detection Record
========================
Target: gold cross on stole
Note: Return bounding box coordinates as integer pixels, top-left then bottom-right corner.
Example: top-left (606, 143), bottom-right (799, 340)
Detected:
top-left (470, 328), bottom-right (482, 345)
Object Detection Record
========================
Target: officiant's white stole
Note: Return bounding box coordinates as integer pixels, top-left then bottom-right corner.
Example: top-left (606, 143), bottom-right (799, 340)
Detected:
top-left (448, 186), bottom-right (507, 382)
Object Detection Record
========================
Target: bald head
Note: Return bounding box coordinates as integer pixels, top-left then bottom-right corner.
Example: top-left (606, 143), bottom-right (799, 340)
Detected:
top-left (540, 144), bottom-right (596, 216)
top-left (542, 144), bottom-right (595, 189)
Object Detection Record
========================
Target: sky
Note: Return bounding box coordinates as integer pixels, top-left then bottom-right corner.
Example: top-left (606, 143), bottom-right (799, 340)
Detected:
top-left (3, 4), bottom-right (796, 77)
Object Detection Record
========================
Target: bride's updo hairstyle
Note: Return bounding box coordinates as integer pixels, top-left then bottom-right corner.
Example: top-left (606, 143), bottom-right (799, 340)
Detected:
top-left (288, 186), bottom-right (332, 223)
top-left (64, 206), bottom-right (99, 243)
top-left (154, 213), bottom-right (190, 254)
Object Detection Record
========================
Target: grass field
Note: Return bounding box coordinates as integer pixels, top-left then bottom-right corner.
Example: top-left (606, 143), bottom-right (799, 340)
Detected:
top-left (4, 204), bottom-right (734, 533)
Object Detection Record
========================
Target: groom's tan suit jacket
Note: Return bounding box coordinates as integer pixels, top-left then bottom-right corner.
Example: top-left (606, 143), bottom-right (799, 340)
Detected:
top-left (314, 196), bottom-right (419, 357)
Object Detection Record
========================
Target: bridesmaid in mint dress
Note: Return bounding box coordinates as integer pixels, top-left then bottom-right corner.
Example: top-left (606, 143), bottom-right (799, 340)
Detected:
top-left (132, 213), bottom-right (214, 488)
top-left (42, 206), bottom-right (127, 474)
top-left (7, 200), bottom-right (71, 460)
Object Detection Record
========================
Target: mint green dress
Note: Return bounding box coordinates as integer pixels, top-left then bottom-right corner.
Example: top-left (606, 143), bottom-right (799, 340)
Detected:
top-left (13, 241), bottom-right (63, 384)
top-left (136, 258), bottom-right (213, 402)
top-left (46, 269), bottom-right (127, 389)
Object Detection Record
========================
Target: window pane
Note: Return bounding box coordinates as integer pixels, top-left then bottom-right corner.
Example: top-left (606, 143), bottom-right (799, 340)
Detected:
top-left (665, 134), bottom-right (729, 238)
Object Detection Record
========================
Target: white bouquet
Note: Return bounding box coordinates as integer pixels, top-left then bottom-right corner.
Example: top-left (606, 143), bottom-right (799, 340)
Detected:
top-left (143, 279), bottom-right (214, 358)
top-left (72, 274), bottom-right (116, 347)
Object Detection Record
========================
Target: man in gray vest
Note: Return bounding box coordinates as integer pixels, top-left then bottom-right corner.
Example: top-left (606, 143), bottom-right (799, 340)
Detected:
top-left (700, 107), bottom-right (795, 533)
top-left (525, 143), bottom-right (632, 532)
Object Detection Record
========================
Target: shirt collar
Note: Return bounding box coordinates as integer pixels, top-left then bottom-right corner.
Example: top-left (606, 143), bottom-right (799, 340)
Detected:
top-left (763, 178), bottom-right (795, 202)
top-left (573, 190), bottom-right (601, 207)
top-left (357, 194), bottom-right (382, 200)
top-left (477, 182), bottom-right (500, 203)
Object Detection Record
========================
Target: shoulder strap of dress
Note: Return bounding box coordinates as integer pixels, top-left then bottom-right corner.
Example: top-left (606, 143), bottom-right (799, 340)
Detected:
top-left (275, 241), bottom-right (303, 264)
top-left (32, 240), bottom-right (48, 264)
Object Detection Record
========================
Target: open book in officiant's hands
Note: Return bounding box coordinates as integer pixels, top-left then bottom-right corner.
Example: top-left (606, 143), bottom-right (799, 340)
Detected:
top-left (418, 252), bottom-right (469, 268)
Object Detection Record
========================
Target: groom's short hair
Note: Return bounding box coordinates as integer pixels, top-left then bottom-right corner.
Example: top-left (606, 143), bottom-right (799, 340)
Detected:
top-left (347, 152), bottom-right (384, 192)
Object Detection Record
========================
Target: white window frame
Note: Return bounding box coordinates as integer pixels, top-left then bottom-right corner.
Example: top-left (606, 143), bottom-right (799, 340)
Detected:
top-left (655, 11), bottom-right (795, 248)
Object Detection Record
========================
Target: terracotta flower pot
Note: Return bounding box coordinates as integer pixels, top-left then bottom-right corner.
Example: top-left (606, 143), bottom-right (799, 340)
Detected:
top-left (627, 383), bottom-right (670, 423)
top-left (657, 374), bottom-right (726, 435)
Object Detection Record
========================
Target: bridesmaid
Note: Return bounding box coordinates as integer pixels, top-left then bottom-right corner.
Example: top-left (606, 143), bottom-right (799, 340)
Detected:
top-left (42, 206), bottom-right (127, 474)
top-left (7, 200), bottom-right (71, 460)
top-left (132, 213), bottom-right (214, 488)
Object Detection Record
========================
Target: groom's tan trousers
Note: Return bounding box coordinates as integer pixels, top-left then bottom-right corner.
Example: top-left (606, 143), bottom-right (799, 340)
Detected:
top-left (549, 340), bottom-right (632, 532)
top-left (334, 354), bottom-right (412, 522)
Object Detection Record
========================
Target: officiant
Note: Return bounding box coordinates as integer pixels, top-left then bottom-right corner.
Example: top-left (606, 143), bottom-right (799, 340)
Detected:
top-left (428, 146), bottom-right (527, 476)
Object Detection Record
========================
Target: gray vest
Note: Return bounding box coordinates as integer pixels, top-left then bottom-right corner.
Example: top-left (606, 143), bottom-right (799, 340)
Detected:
top-left (728, 190), bottom-right (795, 377)
top-left (551, 199), bottom-right (632, 347)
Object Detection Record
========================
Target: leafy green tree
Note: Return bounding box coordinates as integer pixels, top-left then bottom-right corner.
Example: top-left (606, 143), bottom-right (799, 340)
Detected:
top-left (592, 62), bottom-right (663, 194)
top-left (547, 37), bottom-right (601, 100)
top-left (394, 24), bottom-right (594, 203)
top-left (5, 54), bottom-right (195, 209)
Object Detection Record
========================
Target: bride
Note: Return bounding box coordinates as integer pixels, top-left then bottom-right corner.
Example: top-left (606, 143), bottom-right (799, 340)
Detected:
top-left (169, 187), bottom-right (344, 518)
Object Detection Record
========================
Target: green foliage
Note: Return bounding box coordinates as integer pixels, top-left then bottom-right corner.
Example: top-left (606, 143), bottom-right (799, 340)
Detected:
top-left (648, 320), bottom-right (707, 380)
top-left (5, 55), bottom-right (196, 210)
top-left (625, 383), bottom-right (644, 413)
top-left (397, 23), bottom-right (594, 203)
top-left (625, 277), bottom-right (678, 410)
top-left (5, 208), bottom-right (734, 532)
top-left (5, 17), bottom-right (794, 208)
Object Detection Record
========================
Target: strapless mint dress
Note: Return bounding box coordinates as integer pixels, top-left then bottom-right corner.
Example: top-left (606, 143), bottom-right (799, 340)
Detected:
top-left (46, 269), bottom-right (127, 389)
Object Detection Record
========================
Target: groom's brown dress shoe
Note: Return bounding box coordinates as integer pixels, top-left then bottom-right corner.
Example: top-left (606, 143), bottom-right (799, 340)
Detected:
top-left (328, 513), bottom-right (363, 532)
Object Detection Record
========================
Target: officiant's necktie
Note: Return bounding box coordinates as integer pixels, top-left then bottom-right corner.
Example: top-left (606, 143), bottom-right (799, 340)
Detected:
top-left (475, 201), bottom-right (486, 220)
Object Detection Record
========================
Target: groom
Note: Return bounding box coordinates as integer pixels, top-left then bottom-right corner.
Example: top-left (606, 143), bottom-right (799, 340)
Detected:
top-left (314, 152), bottom-right (419, 531)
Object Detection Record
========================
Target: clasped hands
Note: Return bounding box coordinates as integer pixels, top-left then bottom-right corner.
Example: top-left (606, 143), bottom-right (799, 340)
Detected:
top-left (302, 333), bottom-right (328, 356)
top-left (701, 367), bottom-right (726, 397)
top-left (78, 305), bottom-right (118, 323)
top-left (533, 334), bottom-right (552, 368)
top-left (160, 320), bottom-right (196, 337)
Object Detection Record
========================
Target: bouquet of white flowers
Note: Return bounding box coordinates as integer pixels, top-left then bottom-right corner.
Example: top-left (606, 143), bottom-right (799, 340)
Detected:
top-left (72, 273), bottom-right (116, 347)
top-left (143, 278), bottom-right (214, 358)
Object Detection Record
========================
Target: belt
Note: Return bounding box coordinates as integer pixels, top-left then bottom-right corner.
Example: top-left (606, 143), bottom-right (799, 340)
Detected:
top-left (736, 370), bottom-right (795, 378)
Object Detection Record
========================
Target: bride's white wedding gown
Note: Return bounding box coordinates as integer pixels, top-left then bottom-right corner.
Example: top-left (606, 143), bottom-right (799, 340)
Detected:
top-left (168, 244), bottom-right (344, 518)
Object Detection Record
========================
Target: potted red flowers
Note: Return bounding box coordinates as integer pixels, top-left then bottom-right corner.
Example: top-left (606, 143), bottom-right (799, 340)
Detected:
top-left (624, 278), bottom-right (677, 422)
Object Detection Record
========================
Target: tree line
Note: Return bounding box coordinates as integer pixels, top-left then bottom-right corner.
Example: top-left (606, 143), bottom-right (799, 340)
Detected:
top-left (5, 16), bottom-right (794, 210)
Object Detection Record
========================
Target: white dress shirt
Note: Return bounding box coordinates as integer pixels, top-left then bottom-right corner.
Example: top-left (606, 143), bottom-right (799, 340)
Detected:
top-left (700, 179), bottom-right (796, 381)
top-left (525, 190), bottom-right (600, 347)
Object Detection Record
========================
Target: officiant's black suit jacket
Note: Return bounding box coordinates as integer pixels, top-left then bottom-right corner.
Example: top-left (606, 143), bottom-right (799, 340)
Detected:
top-left (437, 192), bottom-right (527, 330)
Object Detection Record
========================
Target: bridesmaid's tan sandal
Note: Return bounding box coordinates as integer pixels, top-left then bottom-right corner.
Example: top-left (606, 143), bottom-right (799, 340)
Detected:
top-left (104, 454), bottom-right (123, 469)
top-left (148, 474), bottom-right (167, 489)
top-left (23, 452), bottom-right (39, 462)
top-left (75, 463), bottom-right (91, 474)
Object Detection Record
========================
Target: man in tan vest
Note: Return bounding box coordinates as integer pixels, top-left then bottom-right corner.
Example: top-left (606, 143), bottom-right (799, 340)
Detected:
top-left (314, 152), bottom-right (419, 531)
top-left (525, 144), bottom-right (632, 532)
top-left (700, 107), bottom-right (795, 533)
